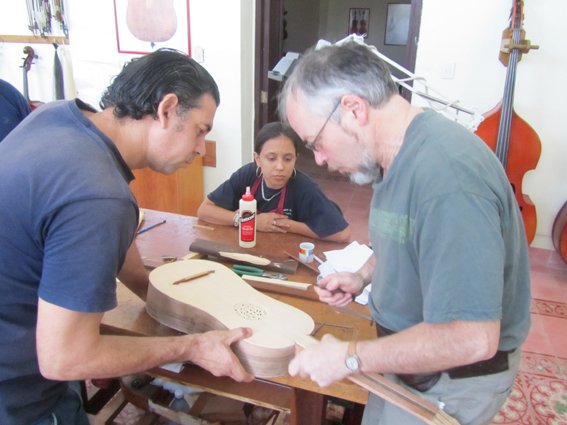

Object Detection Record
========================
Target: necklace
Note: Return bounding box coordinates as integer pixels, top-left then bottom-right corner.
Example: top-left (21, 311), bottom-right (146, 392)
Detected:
top-left (261, 179), bottom-right (282, 202)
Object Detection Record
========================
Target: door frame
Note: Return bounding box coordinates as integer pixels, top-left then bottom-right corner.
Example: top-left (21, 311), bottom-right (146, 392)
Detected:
top-left (254, 0), bottom-right (284, 138)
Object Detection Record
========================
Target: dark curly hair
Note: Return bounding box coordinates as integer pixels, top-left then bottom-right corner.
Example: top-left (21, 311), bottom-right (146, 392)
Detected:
top-left (99, 48), bottom-right (220, 119)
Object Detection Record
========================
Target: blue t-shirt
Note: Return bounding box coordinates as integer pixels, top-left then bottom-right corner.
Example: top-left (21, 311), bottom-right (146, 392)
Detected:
top-left (208, 162), bottom-right (348, 238)
top-left (0, 79), bottom-right (32, 141)
top-left (0, 99), bottom-right (138, 424)
top-left (368, 109), bottom-right (531, 351)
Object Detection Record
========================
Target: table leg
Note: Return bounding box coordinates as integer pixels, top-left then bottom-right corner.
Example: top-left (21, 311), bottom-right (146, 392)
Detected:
top-left (343, 402), bottom-right (365, 425)
top-left (290, 389), bottom-right (325, 425)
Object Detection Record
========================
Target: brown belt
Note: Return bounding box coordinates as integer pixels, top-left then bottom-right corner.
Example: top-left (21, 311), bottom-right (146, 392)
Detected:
top-left (376, 323), bottom-right (514, 392)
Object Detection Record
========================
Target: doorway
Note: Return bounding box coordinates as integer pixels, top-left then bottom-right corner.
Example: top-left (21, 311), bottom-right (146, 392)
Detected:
top-left (254, 0), bottom-right (423, 136)
top-left (254, 0), bottom-right (422, 235)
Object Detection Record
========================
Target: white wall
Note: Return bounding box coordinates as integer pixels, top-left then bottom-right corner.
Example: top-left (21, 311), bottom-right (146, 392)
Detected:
top-left (189, 0), bottom-right (255, 192)
top-left (414, 0), bottom-right (567, 249)
top-left (0, 0), bottom-right (255, 197)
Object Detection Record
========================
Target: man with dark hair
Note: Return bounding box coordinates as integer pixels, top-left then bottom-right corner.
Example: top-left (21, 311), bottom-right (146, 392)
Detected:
top-left (0, 49), bottom-right (252, 425)
top-left (0, 79), bottom-right (32, 141)
top-left (279, 41), bottom-right (530, 425)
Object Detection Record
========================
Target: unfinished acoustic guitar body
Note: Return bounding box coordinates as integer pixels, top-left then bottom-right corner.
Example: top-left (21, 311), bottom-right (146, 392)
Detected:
top-left (146, 260), bottom-right (315, 377)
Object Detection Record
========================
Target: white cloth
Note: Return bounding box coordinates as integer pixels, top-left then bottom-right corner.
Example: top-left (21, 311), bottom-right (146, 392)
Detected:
top-left (317, 241), bottom-right (373, 305)
top-left (58, 45), bottom-right (77, 99)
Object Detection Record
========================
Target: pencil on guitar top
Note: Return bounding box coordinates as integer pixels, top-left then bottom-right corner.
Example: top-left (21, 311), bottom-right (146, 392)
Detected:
top-left (172, 270), bottom-right (215, 285)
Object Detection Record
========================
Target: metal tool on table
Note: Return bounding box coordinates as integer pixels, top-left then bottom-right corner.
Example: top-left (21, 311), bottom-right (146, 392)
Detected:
top-left (189, 239), bottom-right (298, 274)
top-left (231, 265), bottom-right (287, 280)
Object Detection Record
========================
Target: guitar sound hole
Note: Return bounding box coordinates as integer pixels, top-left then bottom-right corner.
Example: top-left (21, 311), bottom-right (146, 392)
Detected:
top-left (234, 303), bottom-right (267, 321)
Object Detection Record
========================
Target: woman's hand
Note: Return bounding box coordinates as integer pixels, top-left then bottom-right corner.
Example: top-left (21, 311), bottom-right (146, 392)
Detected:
top-left (257, 213), bottom-right (290, 233)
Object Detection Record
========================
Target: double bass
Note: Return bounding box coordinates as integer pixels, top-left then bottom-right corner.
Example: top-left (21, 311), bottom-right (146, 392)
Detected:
top-left (475, 0), bottom-right (540, 244)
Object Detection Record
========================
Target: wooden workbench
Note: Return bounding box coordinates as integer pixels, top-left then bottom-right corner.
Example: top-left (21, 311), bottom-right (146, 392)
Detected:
top-left (101, 209), bottom-right (375, 424)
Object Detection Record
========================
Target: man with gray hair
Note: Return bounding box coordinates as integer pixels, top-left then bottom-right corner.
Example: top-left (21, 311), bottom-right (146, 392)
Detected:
top-left (279, 41), bottom-right (530, 424)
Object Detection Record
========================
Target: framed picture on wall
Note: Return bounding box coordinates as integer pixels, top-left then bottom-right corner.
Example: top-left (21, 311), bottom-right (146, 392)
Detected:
top-left (384, 3), bottom-right (411, 46)
top-left (113, 0), bottom-right (191, 55)
top-left (348, 8), bottom-right (370, 38)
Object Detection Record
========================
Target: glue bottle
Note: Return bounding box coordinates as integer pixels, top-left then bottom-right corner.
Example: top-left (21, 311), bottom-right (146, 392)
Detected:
top-left (239, 186), bottom-right (257, 248)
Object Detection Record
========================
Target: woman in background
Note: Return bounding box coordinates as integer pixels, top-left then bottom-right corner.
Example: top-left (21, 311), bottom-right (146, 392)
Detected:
top-left (198, 122), bottom-right (351, 242)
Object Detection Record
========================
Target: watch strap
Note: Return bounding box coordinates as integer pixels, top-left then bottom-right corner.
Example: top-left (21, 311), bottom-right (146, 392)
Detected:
top-left (348, 340), bottom-right (357, 357)
top-left (346, 340), bottom-right (361, 372)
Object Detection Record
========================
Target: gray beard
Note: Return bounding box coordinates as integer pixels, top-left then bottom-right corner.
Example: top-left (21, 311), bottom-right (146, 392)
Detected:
top-left (336, 124), bottom-right (380, 185)
top-left (349, 151), bottom-right (380, 185)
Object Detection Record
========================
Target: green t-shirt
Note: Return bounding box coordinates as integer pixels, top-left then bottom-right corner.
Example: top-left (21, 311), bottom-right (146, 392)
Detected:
top-left (368, 109), bottom-right (531, 351)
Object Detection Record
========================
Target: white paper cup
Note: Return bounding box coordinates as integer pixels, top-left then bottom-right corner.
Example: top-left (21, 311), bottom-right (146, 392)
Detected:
top-left (299, 242), bottom-right (315, 263)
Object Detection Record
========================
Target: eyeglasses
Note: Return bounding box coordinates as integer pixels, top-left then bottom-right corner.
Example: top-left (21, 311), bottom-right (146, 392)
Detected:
top-left (305, 102), bottom-right (340, 152)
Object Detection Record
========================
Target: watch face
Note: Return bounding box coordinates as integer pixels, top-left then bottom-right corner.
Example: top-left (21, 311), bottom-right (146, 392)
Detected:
top-left (346, 355), bottom-right (360, 372)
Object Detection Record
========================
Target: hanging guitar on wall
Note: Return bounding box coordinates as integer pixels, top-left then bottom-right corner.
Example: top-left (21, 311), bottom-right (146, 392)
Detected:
top-left (475, 0), bottom-right (540, 245)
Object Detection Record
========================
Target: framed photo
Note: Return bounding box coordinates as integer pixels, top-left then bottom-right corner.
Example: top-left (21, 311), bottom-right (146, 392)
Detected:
top-left (384, 3), bottom-right (411, 46)
top-left (348, 8), bottom-right (370, 38)
top-left (113, 0), bottom-right (191, 55)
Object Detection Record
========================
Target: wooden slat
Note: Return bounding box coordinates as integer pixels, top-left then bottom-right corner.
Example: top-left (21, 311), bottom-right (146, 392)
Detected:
top-left (189, 238), bottom-right (298, 274)
top-left (244, 278), bottom-right (320, 301)
top-left (130, 157), bottom-right (204, 216)
top-left (242, 274), bottom-right (311, 291)
top-left (0, 34), bottom-right (69, 45)
top-left (153, 365), bottom-right (293, 413)
top-left (203, 140), bottom-right (216, 167)
top-left (90, 390), bottom-right (128, 425)
top-left (352, 372), bottom-right (460, 424)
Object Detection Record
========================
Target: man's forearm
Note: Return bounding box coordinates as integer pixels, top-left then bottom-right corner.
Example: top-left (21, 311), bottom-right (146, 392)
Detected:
top-left (118, 242), bottom-right (149, 301)
top-left (356, 255), bottom-right (376, 285)
top-left (357, 320), bottom-right (500, 375)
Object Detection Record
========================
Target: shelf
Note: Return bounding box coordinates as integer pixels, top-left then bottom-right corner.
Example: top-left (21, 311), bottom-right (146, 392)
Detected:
top-left (0, 34), bottom-right (69, 45)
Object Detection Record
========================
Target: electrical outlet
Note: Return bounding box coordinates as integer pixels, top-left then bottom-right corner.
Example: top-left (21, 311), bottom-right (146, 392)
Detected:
top-left (438, 62), bottom-right (456, 79)
top-left (193, 46), bottom-right (205, 63)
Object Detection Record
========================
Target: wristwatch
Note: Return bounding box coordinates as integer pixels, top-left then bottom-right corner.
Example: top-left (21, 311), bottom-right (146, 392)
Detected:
top-left (345, 340), bottom-right (361, 373)
top-left (233, 211), bottom-right (240, 228)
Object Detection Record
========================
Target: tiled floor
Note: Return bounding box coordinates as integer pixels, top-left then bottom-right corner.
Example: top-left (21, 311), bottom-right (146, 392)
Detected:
top-left (299, 148), bottom-right (567, 425)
